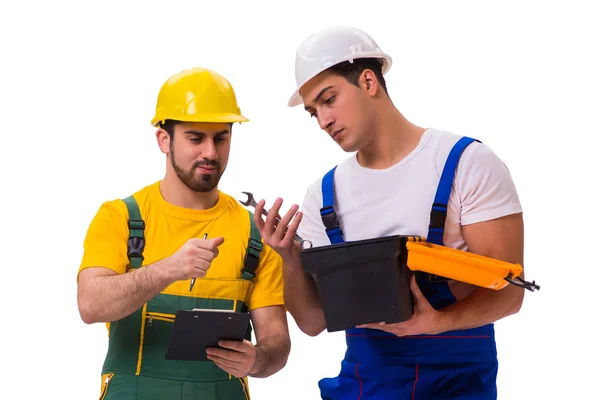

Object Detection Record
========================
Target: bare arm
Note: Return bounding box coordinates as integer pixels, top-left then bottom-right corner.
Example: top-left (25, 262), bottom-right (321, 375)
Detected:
top-left (77, 262), bottom-right (172, 324)
top-left (77, 237), bottom-right (224, 324)
top-left (252, 197), bottom-right (327, 337)
top-left (282, 252), bottom-right (327, 337)
top-left (439, 212), bottom-right (525, 330)
top-left (248, 305), bottom-right (292, 378)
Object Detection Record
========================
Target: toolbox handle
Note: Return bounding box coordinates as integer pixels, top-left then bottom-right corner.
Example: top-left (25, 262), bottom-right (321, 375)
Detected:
top-left (504, 275), bottom-right (540, 292)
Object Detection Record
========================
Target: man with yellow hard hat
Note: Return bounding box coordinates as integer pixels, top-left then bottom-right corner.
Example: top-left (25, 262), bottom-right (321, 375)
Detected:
top-left (77, 67), bottom-right (291, 399)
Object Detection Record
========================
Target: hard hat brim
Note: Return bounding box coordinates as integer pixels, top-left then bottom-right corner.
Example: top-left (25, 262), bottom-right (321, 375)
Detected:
top-left (151, 113), bottom-right (249, 126)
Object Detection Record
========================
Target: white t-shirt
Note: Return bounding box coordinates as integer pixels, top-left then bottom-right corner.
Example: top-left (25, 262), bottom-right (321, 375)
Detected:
top-left (297, 128), bottom-right (522, 252)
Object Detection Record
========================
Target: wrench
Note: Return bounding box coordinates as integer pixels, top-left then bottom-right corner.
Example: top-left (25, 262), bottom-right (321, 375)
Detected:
top-left (239, 191), bottom-right (313, 249)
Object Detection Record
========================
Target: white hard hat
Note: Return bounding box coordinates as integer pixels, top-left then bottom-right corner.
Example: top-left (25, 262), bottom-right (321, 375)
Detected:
top-left (288, 26), bottom-right (393, 107)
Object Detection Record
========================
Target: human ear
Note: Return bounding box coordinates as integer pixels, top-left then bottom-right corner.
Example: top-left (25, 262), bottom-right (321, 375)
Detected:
top-left (156, 129), bottom-right (171, 154)
top-left (361, 69), bottom-right (378, 95)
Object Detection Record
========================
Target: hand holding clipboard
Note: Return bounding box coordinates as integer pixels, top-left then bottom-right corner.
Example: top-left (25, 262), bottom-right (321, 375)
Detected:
top-left (165, 309), bottom-right (251, 362)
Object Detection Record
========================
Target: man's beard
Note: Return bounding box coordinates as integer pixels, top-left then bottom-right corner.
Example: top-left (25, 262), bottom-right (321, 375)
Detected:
top-left (170, 145), bottom-right (224, 193)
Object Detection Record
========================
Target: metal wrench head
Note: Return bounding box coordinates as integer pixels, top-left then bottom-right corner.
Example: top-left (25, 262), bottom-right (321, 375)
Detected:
top-left (239, 191), bottom-right (257, 207)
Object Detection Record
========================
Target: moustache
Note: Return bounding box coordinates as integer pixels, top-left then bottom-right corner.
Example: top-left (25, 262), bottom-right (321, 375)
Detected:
top-left (194, 160), bottom-right (219, 169)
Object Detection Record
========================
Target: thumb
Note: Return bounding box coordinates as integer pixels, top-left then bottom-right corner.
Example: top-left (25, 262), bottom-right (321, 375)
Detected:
top-left (211, 236), bottom-right (225, 247)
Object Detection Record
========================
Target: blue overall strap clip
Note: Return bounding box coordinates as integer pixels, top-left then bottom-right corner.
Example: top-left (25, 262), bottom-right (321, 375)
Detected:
top-left (426, 136), bottom-right (481, 246)
top-left (320, 166), bottom-right (344, 245)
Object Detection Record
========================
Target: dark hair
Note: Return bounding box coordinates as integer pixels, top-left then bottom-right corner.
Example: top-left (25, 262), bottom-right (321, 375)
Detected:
top-left (328, 57), bottom-right (389, 96)
top-left (158, 119), bottom-right (179, 139)
top-left (157, 119), bottom-right (234, 140)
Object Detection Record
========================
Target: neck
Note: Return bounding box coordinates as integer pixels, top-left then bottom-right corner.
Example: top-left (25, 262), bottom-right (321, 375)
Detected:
top-left (159, 169), bottom-right (220, 210)
top-left (356, 102), bottom-right (427, 169)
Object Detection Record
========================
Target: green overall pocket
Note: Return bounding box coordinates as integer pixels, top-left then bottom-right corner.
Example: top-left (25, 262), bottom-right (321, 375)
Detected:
top-left (98, 372), bottom-right (114, 400)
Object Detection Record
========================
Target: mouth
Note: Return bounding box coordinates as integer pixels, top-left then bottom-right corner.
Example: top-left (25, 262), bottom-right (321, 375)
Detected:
top-left (332, 129), bottom-right (344, 140)
top-left (197, 166), bottom-right (217, 174)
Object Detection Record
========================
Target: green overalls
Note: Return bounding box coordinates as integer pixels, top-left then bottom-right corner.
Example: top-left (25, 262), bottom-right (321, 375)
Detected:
top-left (98, 196), bottom-right (263, 400)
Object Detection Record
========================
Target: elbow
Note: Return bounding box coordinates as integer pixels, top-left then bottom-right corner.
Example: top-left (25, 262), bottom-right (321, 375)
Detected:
top-left (283, 296), bottom-right (326, 336)
top-left (298, 320), bottom-right (325, 337)
top-left (292, 310), bottom-right (326, 336)
top-left (507, 287), bottom-right (525, 317)
top-left (79, 310), bottom-right (97, 325)
top-left (78, 304), bottom-right (97, 325)
top-left (302, 326), bottom-right (324, 337)
top-left (80, 315), bottom-right (96, 325)
top-left (77, 295), bottom-right (100, 325)
top-left (513, 294), bottom-right (525, 315)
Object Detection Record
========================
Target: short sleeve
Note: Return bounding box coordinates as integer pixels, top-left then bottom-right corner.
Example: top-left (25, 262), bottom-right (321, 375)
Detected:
top-left (455, 142), bottom-right (523, 226)
top-left (77, 199), bottom-right (130, 281)
top-left (247, 244), bottom-right (285, 311)
top-left (297, 179), bottom-right (331, 248)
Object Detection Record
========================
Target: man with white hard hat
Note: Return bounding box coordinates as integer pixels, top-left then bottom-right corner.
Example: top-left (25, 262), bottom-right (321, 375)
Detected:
top-left (254, 26), bottom-right (527, 398)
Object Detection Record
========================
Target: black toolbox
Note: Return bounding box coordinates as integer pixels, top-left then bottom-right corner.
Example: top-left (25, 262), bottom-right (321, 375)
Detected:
top-left (301, 235), bottom-right (414, 332)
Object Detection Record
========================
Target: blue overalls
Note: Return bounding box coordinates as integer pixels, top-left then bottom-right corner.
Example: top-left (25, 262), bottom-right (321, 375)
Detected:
top-left (317, 137), bottom-right (498, 399)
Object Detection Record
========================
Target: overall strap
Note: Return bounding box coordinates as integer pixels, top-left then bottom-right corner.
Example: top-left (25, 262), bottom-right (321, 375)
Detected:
top-left (123, 195), bottom-right (145, 269)
top-left (320, 166), bottom-right (344, 244)
top-left (426, 136), bottom-right (481, 246)
top-left (241, 210), bottom-right (264, 280)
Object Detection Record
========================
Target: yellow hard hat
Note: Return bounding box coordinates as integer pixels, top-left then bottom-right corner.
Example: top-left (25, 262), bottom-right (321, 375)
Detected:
top-left (151, 67), bottom-right (248, 126)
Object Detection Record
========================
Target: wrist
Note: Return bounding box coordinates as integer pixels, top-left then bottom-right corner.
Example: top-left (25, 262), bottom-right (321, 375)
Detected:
top-left (436, 307), bottom-right (457, 334)
top-left (283, 251), bottom-right (303, 270)
top-left (147, 259), bottom-right (175, 287)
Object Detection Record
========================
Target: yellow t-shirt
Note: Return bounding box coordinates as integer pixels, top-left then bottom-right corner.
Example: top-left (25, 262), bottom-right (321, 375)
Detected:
top-left (78, 181), bottom-right (284, 311)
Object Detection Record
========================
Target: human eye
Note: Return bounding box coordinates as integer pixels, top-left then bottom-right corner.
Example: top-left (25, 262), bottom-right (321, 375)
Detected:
top-left (324, 95), bottom-right (336, 105)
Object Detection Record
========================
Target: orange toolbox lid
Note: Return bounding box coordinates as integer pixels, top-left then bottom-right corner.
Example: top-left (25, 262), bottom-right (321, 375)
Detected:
top-left (405, 237), bottom-right (538, 291)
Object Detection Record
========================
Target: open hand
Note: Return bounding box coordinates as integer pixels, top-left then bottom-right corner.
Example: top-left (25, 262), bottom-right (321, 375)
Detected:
top-left (253, 197), bottom-right (303, 261)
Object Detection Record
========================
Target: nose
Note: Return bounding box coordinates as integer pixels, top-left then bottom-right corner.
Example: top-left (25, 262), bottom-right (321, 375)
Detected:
top-left (201, 140), bottom-right (218, 160)
top-left (317, 109), bottom-right (335, 132)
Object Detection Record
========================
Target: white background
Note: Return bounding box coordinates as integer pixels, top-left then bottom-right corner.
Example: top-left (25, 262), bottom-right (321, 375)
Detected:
top-left (1, 0), bottom-right (598, 398)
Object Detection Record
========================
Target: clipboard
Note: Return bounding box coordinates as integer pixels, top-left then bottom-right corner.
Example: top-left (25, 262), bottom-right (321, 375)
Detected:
top-left (165, 309), bottom-right (251, 361)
